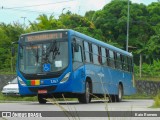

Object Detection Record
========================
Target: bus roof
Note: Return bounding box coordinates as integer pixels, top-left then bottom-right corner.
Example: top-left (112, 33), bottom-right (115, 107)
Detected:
top-left (20, 29), bottom-right (132, 57)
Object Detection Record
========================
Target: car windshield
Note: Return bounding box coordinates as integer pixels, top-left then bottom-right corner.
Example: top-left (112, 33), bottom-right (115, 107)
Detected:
top-left (10, 78), bottom-right (18, 84)
top-left (18, 40), bottom-right (68, 74)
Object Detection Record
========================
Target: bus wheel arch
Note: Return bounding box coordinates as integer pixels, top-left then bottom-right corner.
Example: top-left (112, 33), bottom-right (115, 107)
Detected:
top-left (86, 77), bottom-right (92, 95)
top-left (118, 82), bottom-right (123, 102)
top-left (109, 82), bottom-right (123, 103)
top-left (78, 77), bottom-right (92, 103)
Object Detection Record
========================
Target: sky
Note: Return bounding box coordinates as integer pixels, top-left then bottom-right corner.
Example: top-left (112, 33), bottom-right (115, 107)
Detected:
top-left (0, 0), bottom-right (158, 26)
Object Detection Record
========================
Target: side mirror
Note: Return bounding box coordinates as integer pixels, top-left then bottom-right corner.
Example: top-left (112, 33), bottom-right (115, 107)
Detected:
top-left (72, 38), bottom-right (79, 52)
top-left (74, 44), bottom-right (79, 52)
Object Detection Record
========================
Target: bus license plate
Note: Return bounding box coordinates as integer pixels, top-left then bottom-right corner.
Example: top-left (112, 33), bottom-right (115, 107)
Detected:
top-left (38, 90), bottom-right (47, 94)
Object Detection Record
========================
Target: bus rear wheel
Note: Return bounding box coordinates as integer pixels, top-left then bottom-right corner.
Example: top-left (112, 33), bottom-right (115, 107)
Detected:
top-left (117, 84), bottom-right (123, 102)
top-left (38, 94), bottom-right (47, 104)
top-left (109, 84), bottom-right (123, 102)
top-left (78, 81), bottom-right (91, 104)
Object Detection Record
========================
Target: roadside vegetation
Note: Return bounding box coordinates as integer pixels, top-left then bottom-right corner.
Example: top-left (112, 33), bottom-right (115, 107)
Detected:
top-left (152, 92), bottom-right (160, 108)
top-left (0, 93), bottom-right (78, 102)
top-left (0, 93), bottom-right (37, 102)
top-left (124, 93), bottom-right (154, 99)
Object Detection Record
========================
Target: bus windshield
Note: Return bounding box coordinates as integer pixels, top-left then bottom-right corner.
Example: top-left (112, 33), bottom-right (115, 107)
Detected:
top-left (18, 39), bottom-right (68, 75)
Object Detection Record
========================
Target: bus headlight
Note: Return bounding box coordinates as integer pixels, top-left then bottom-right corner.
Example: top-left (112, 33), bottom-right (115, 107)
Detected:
top-left (60, 72), bottom-right (70, 83)
top-left (18, 76), bottom-right (26, 86)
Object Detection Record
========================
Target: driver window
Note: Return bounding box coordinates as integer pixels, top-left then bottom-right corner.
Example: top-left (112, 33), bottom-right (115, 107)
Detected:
top-left (72, 37), bottom-right (83, 70)
top-left (73, 46), bottom-right (82, 62)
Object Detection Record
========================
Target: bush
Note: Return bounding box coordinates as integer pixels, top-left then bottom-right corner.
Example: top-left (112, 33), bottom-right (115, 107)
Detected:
top-left (134, 60), bottom-right (160, 78)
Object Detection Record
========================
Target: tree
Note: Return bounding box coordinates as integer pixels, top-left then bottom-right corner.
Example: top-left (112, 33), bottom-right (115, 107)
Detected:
top-left (29, 14), bottom-right (64, 31)
top-left (0, 23), bottom-right (24, 72)
top-left (85, 10), bottom-right (95, 21)
top-left (59, 13), bottom-right (94, 29)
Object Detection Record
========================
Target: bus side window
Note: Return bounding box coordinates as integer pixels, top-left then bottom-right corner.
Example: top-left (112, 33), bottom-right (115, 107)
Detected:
top-left (117, 53), bottom-right (122, 70)
top-left (92, 44), bottom-right (100, 65)
top-left (121, 55), bottom-right (125, 70)
top-left (109, 50), bottom-right (115, 68)
top-left (101, 47), bottom-right (106, 66)
top-left (84, 41), bottom-right (90, 63)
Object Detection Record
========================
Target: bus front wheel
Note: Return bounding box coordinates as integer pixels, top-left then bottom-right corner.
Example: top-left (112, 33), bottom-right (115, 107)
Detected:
top-left (78, 81), bottom-right (91, 104)
top-left (38, 94), bottom-right (47, 104)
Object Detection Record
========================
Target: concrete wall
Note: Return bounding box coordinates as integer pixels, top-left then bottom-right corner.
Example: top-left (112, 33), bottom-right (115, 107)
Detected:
top-left (0, 75), bottom-right (16, 91)
top-left (0, 75), bottom-right (160, 95)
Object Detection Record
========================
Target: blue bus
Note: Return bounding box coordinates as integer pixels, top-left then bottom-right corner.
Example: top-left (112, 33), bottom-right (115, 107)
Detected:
top-left (16, 29), bottom-right (136, 104)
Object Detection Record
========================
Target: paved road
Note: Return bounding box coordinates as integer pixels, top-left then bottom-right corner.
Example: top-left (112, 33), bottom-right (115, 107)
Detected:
top-left (0, 99), bottom-right (159, 120)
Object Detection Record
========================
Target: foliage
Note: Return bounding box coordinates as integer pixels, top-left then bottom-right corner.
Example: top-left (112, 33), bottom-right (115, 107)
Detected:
top-left (134, 60), bottom-right (160, 77)
top-left (0, 0), bottom-right (160, 78)
top-left (152, 92), bottom-right (160, 108)
top-left (29, 14), bottom-right (64, 31)
top-left (0, 23), bottom-right (24, 72)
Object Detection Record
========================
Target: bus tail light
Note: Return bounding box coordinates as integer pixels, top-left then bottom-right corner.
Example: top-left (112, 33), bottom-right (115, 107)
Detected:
top-left (18, 76), bottom-right (26, 86)
top-left (60, 72), bottom-right (71, 83)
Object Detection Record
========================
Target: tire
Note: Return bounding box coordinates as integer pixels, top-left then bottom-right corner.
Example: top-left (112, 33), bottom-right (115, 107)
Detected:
top-left (108, 84), bottom-right (123, 102)
top-left (117, 84), bottom-right (123, 102)
top-left (38, 94), bottom-right (47, 104)
top-left (78, 81), bottom-right (91, 104)
top-left (108, 95), bottom-right (117, 102)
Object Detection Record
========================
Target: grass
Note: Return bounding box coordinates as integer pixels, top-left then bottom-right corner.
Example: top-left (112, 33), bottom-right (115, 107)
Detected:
top-left (0, 71), bottom-right (16, 75)
top-left (135, 76), bottom-right (160, 81)
top-left (152, 92), bottom-right (160, 108)
top-left (124, 93), bottom-right (154, 99)
top-left (0, 93), bottom-right (77, 102)
top-left (0, 93), bottom-right (37, 102)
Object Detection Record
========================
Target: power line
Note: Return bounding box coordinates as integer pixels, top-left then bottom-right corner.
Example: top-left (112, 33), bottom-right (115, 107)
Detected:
top-left (3, 7), bottom-right (53, 15)
top-left (4, 0), bottom-right (75, 9)
top-left (1, 0), bottom-right (75, 16)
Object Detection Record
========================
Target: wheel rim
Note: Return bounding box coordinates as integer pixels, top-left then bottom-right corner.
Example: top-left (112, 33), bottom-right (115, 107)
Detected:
top-left (118, 85), bottom-right (122, 100)
top-left (86, 82), bottom-right (90, 102)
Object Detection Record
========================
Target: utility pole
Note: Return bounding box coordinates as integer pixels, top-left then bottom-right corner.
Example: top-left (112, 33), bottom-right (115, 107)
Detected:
top-left (21, 17), bottom-right (26, 28)
top-left (126, 0), bottom-right (130, 51)
top-left (139, 54), bottom-right (142, 78)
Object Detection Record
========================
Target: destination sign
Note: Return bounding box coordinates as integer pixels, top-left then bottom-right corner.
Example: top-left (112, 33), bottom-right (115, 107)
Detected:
top-left (26, 33), bottom-right (63, 42)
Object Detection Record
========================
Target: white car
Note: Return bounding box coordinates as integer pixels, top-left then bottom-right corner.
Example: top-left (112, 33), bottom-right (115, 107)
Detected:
top-left (1, 77), bottom-right (19, 95)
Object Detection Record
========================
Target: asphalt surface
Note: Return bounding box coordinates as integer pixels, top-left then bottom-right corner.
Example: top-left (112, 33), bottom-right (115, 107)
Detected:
top-left (0, 99), bottom-right (159, 120)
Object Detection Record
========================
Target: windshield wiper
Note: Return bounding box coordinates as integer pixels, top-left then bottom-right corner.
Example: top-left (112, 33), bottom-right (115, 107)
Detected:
top-left (42, 41), bottom-right (60, 63)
